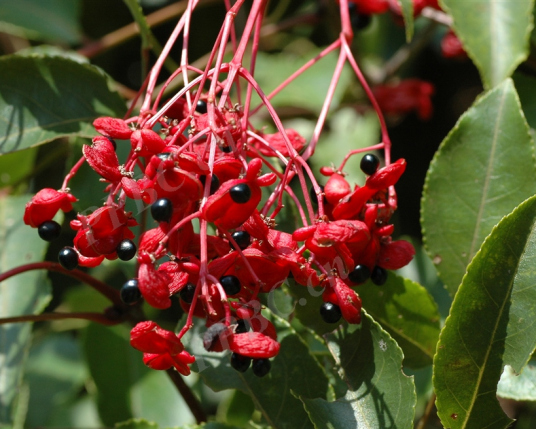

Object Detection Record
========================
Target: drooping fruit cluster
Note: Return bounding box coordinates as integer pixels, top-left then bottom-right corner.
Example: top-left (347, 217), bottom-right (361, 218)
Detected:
top-left (22, 0), bottom-right (416, 377)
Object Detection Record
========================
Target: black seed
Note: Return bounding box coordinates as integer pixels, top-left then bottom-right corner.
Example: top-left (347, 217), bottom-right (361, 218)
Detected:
top-left (320, 302), bottom-right (342, 324)
top-left (309, 185), bottom-right (325, 206)
top-left (229, 183), bottom-right (251, 204)
top-left (360, 153), bottom-right (380, 175)
top-left (371, 266), bottom-right (388, 286)
top-left (199, 174), bottom-right (220, 194)
top-left (179, 282), bottom-right (196, 304)
top-left (58, 247), bottom-right (78, 270)
top-left (203, 322), bottom-right (227, 351)
top-left (116, 239), bottom-right (137, 261)
top-left (220, 275), bottom-right (241, 296)
top-left (252, 358), bottom-right (271, 377)
top-left (231, 353), bottom-right (251, 372)
top-left (235, 319), bottom-right (250, 333)
top-left (151, 198), bottom-right (173, 222)
top-left (195, 100), bottom-right (207, 114)
top-left (231, 230), bottom-right (250, 250)
top-left (348, 264), bottom-right (371, 284)
top-left (349, 4), bottom-right (372, 30)
top-left (120, 279), bottom-right (142, 305)
top-left (38, 220), bottom-right (61, 242)
top-left (221, 145), bottom-right (233, 153)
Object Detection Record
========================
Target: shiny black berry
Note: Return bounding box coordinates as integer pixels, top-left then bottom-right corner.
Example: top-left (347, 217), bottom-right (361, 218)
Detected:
top-left (195, 100), bottom-right (208, 114)
top-left (252, 358), bottom-right (271, 377)
top-left (229, 183), bottom-right (251, 204)
top-left (200, 174), bottom-right (220, 194)
top-left (320, 302), bottom-right (342, 324)
top-left (231, 230), bottom-right (250, 250)
top-left (360, 153), bottom-right (380, 175)
top-left (220, 275), bottom-right (241, 296)
top-left (116, 239), bottom-right (137, 261)
top-left (58, 247), bottom-right (78, 270)
top-left (221, 145), bottom-right (232, 153)
top-left (235, 319), bottom-right (250, 333)
top-left (349, 3), bottom-right (372, 30)
top-left (309, 185), bottom-right (326, 206)
top-left (231, 353), bottom-right (251, 372)
top-left (151, 198), bottom-right (173, 222)
top-left (203, 322), bottom-right (227, 351)
top-left (37, 220), bottom-right (61, 242)
top-left (120, 279), bottom-right (142, 305)
top-left (179, 282), bottom-right (196, 303)
top-left (371, 266), bottom-right (388, 286)
top-left (156, 152), bottom-right (172, 162)
top-left (348, 264), bottom-right (371, 284)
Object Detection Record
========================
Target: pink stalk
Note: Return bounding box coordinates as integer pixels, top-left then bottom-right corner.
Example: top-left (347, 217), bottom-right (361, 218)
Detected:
top-left (62, 156), bottom-right (86, 190)
top-left (338, 143), bottom-right (385, 172)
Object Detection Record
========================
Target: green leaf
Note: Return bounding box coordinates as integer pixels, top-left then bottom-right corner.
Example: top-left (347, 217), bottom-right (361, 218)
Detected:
top-left (440, 0), bottom-right (534, 88)
top-left (497, 361), bottom-right (536, 401)
top-left (83, 324), bottom-right (195, 427)
top-left (358, 273), bottom-right (440, 369)
top-left (253, 49), bottom-right (352, 114)
top-left (24, 333), bottom-right (87, 428)
top-left (434, 195), bottom-right (536, 429)
top-left (0, 55), bottom-right (126, 154)
top-left (0, 148), bottom-right (38, 188)
top-left (115, 419), bottom-right (159, 429)
top-left (301, 312), bottom-right (416, 429)
top-left (513, 72), bottom-right (536, 131)
top-left (0, 195), bottom-right (51, 426)
top-left (397, 0), bottom-right (414, 42)
top-left (190, 319), bottom-right (329, 429)
top-left (0, 0), bottom-right (82, 44)
top-left (421, 78), bottom-right (536, 295)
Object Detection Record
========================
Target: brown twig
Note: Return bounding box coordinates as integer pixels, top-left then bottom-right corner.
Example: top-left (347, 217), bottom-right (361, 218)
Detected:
top-left (0, 262), bottom-right (123, 307)
top-left (0, 311), bottom-right (121, 326)
top-left (166, 368), bottom-right (207, 423)
top-left (416, 393), bottom-right (437, 429)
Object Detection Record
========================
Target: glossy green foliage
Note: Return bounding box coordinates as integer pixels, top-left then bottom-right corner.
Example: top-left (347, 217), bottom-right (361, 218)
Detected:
top-left (0, 55), bottom-right (125, 154)
top-left (441, 0), bottom-right (534, 88)
top-left (0, 196), bottom-right (51, 426)
top-left (421, 78), bottom-right (536, 295)
top-left (301, 312), bottom-right (416, 429)
top-left (434, 195), bottom-right (536, 429)
top-left (358, 273), bottom-right (440, 369)
top-left (190, 320), bottom-right (330, 429)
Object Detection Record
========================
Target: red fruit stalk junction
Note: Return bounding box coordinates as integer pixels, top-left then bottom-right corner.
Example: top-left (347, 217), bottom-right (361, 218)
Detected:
top-left (14, 0), bottom-right (416, 378)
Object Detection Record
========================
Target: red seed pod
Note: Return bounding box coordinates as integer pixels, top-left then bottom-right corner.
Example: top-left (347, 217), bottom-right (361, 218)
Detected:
top-left (324, 173), bottom-right (351, 205)
top-left (331, 277), bottom-right (362, 324)
top-left (131, 129), bottom-right (166, 158)
top-left (23, 188), bottom-right (77, 228)
top-left (137, 261), bottom-right (172, 309)
top-left (93, 117), bottom-right (133, 140)
top-left (83, 136), bottom-right (122, 182)
top-left (331, 185), bottom-right (377, 220)
top-left (348, 0), bottom-right (389, 15)
top-left (320, 166), bottom-right (335, 176)
top-left (378, 239), bottom-right (415, 270)
top-left (366, 158), bottom-right (406, 190)
top-left (228, 332), bottom-right (280, 359)
top-left (314, 220), bottom-right (370, 246)
top-left (254, 128), bottom-right (306, 157)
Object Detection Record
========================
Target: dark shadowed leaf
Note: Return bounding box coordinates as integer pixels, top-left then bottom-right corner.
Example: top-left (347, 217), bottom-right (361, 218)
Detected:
top-left (0, 0), bottom-right (82, 44)
top-left (0, 196), bottom-right (51, 426)
top-left (421, 78), bottom-right (536, 295)
top-left (301, 311), bottom-right (416, 429)
top-left (440, 0), bottom-right (533, 88)
top-left (0, 55), bottom-right (126, 154)
top-left (434, 195), bottom-right (536, 429)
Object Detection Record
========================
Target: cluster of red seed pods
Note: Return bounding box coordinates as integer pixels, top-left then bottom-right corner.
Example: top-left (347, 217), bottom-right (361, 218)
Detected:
top-left (23, 0), bottom-right (417, 377)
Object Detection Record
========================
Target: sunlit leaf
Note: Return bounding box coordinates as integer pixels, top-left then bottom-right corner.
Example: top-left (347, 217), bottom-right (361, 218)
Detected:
top-left (497, 361), bottom-right (536, 401)
top-left (301, 311), bottom-right (416, 429)
top-left (358, 273), bottom-right (440, 369)
top-left (421, 78), bottom-right (536, 295)
top-left (434, 195), bottom-right (536, 429)
top-left (440, 0), bottom-right (534, 88)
